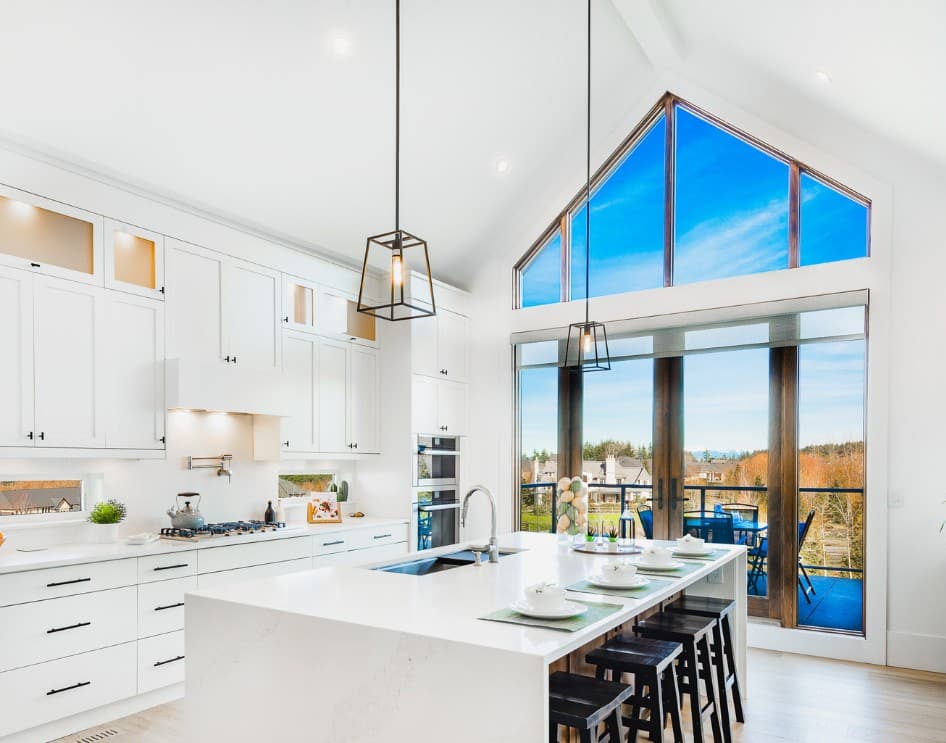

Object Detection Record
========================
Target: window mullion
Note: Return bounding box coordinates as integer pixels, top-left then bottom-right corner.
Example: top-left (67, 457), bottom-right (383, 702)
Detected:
top-left (560, 213), bottom-right (570, 303)
top-left (789, 162), bottom-right (800, 268)
top-left (663, 95), bottom-right (675, 288)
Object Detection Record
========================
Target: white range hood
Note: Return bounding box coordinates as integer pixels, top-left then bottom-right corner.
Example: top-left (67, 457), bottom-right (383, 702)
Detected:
top-left (166, 358), bottom-right (292, 417)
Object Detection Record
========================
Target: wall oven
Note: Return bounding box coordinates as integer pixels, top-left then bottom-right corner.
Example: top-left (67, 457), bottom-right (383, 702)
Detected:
top-left (411, 488), bottom-right (459, 551)
top-left (413, 435), bottom-right (459, 487)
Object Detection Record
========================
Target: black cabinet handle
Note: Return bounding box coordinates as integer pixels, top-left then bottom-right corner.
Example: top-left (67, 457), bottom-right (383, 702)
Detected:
top-left (27, 431), bottom-right (33, 440)
top-left (283, 316), bottom-right (289, 323)
top-left (47, 577), bottom-right (91, 588)
top-left (159, 286), bottom-right (165, 294)
top-left (322, 540), bottom-right (345, 547)
top-left (47, 621), bottom-right (91, 634)
top-left (47, 681), bottom-right (90, 696)
top-left (373, 534), bottom-right (392, 540)
top-left (154, 563), bottom-right (189, 572)
top-left (224, 355), bottom-right (232, 363)
top-left (160, 435), bottom-right (166, 444)
top-left (38, 432), bottom-right (45, 440)
top-left (283, 440), bottom-right (290, 447)
top-left (154, 655), bottom-right (185, 668)
top-left (30, 262), bottom-right (41, 268)
top-left (232, 356), bottom-right (237, 364)
top-left (154, 602), bottom-right (185, 612)
top-left (353, 442), bottom-right (358, 449)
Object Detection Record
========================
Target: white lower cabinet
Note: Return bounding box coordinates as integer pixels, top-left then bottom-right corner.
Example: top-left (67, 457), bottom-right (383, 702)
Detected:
top-left (197, 535), bottom-right (311, 574)
top-left (0, 557), bottom-right (136, 607)
top-left (0, 586), bottom-right (137, 672)
top-left (137, 631), bottom-right (186, 694)
top-left (197, 557), bottom-right (312, 590)
top-left (0, 642), bottom-right (137, 738)
top-left (138, 576), bottom-right (195, 638)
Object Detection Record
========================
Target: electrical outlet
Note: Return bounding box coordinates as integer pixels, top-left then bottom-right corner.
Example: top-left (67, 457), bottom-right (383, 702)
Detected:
top-left (705, 568), bottom-right (724, 585)
top-left (888, 488), bottom-right (905, 508)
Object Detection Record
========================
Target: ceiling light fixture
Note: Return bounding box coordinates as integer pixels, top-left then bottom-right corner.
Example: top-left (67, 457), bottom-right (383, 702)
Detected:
top-left (814, 70), bottom-right (832, 85)
top-left (333, 36), bottom-right (352, 56)
top-left (566, 0), bottom-right (610, 373)
top-left (357, 0), bottom-right (436, 322)
top-left (495, 159), bottom-right (510, 173)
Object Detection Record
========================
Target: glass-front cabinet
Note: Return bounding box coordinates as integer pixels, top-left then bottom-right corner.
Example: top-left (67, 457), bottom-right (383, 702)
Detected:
top-left (0, 184), bottom-right (103, 284)
top-left (319, 289), bottom-right (377, 346)
top-left (283, 275), bottom-right (318, 333)
top-left (104, 219), bottom-right (165, 299)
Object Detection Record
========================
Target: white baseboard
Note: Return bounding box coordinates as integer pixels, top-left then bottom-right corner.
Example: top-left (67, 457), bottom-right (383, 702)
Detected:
top-left (887, 630), bottom-right (946, 674)
top-left (0, 683), bottom-right (183, 743)
top-left (748, 620), bottom-right (885, 665)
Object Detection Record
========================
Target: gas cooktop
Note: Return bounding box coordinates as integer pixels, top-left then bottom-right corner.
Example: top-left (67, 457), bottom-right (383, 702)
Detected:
top-left (160, 521), bottom-right (294, 541)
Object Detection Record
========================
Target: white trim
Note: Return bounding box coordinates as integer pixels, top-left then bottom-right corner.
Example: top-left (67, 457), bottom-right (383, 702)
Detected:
top-left (887, 630), bottom-right (946, 674)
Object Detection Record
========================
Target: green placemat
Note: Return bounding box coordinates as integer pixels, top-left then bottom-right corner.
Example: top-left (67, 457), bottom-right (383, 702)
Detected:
top-left (631, 560), bottom-right (705, 578)
top-left (566, 577), bottom-right (672, 601)
top-left (670, 548), bottom-right (729, 562)
top-left (479, 599), bottom-right (623, 633)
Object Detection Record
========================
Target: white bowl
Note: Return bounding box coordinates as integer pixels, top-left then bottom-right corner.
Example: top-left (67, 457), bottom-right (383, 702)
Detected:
top-left (602, 561), bottom-right (638, 581)
top-left (676, 535), bottom-right (705, 550)
top-left (523, 583), bottom-right (567, 612)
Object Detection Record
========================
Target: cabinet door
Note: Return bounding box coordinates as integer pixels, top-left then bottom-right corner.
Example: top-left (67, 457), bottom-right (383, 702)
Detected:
top-left (437, 380), bottom-right (468, 437)
top-left (350, 346), bottom-right (380, 453)
top-left (410, 313), bottom-right (439, 377)
top-left (104, 219), bottom-right (165, 300)
top-left (283, 275), bottom-right (317, 334)
top-left (318, 338), bottom-right (349, 453)
top-left (224, 259), bottom-right (280, 370)
top-left (281, 332), bottom-right (318, 452)
top-left (411, 375), bottom-right (438, 435)
top-left (165, 239), bottom-right (225, 364)
top-left (437, 310), bottom-right (469, 382)
top-left (103, 292), bottom-right (165, 449)
top-left (33, 277), bottom-right (104, 447)
top-left (0, 266), bottom-right (33, 446)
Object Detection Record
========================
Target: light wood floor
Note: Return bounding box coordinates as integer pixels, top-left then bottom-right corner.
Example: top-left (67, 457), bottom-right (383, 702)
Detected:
top-left (55, 649), bottom-right (946, 743)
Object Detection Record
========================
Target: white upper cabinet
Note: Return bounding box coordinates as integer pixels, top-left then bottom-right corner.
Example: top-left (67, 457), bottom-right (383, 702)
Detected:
top-left (437, 379), bottom-right (469, 437)
top-left (319, 289), bottom-right (377, 347)
top-left (318, 338), bottom-right (350, 453)
top-left (349, 346), bottom-right (380, 453)
top-left (104, 219), bottom-right (165, 300)
top-left (0, 184), bottom-right (103, 286)
top-left (281, 332), bottom-right (318, 453)
top-left (166, 239), bottom-right (224, 364)
top-left (0, 266), bottom-right (33, 447)
top-left (224, 259), bottom-right (280, 370)
top-left (283, 275), bottom-right (317, 334)
top-left (103, 293), bottom-right (165, 449)
top-left (33, 276), bottom-right (105, 448)
top-left (410, 375), bottom-right (438, 436)
top-left (411, 309), bottom-right (469, 382)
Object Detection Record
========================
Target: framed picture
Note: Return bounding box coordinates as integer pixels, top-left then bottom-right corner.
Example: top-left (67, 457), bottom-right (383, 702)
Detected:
top-left (307, 495), bottom-right (342, 524)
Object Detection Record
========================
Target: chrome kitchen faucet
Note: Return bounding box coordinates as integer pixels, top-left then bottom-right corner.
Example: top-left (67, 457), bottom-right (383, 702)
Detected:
top-left (461, 485), bottom-right (499, 563)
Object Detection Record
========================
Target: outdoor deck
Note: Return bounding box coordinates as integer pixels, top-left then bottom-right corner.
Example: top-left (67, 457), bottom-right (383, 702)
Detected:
top-left (749, 574), bottom-right (864, 633)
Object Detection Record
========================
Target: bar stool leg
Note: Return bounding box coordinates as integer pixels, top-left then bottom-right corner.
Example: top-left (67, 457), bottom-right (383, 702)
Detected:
top-left (604, 708), bottom-right (622, 743)
top-left (650, 669), bottom-right (665, 743)
top-left (697, 636), bottom-right (724, 743)
top-left (722, 615), bottom-right (745, 723)
top-left (579, 728), bottom-right (593, 743)
top-left (681, 645), bottom-right (704, 743)
top-left (710, 620), bottom-right (733, 743)
top-left (662, 667), bottom-right (685, 743)
top-left (549, 722), bottom-right (558, 743)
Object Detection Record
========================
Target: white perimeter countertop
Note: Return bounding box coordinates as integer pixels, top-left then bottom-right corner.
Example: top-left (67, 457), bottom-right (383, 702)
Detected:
top-left (0, 517), bottom-right (409, 575)
top-left (189, 531), bottom-right (745, 664)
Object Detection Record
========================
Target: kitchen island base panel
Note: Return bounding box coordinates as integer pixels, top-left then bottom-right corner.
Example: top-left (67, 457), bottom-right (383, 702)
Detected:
top-left (184, 595), bottom-right (548, 743)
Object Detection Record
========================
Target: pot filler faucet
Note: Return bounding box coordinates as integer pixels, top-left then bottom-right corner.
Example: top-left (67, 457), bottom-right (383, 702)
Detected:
top-left (461, 485), bottom-right (499, 564)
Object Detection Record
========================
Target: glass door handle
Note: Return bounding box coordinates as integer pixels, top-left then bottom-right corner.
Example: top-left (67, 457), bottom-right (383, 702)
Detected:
top-left (656, 479), bottom-right (664, 509)
top-left (669, 478), bottom-right (687, 509)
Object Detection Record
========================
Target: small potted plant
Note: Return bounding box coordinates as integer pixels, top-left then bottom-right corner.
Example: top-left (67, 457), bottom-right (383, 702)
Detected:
top-left (585, 523), bottom-right (597, 543)
top-left (89, 499), bottom-right (126, 543)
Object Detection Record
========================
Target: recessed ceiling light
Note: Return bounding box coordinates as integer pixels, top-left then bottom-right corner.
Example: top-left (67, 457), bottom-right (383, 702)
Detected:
top-left (495, 159), bottom-right (510, 174)
top-left (333, 36), bottom-right (352, 56)
top-left (814, 70), bottom-right (832, 85)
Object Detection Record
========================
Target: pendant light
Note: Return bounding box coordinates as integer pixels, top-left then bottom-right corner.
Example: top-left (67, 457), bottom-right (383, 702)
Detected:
top-left (566, 0), bottom-right (610, 371)
top-left (357, 0), bottom-right (436, 321)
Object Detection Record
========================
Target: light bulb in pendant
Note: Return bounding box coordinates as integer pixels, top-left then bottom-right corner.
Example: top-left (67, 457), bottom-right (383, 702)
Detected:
top-left (391, 252), bottom-right (404, 287)
top-left (582, 326), bottom-right (593, 354)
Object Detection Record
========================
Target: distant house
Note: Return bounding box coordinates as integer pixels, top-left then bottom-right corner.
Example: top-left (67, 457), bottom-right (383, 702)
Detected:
top-left (686, 461), bottom-right (732, 483)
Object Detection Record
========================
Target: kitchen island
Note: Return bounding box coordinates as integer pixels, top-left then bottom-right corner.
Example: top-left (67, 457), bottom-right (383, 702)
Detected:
top-left (184, 531), bottom-right (746, 743)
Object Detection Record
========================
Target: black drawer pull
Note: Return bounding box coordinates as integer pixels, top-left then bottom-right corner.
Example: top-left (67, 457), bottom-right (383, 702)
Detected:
top-left (154, 563), bottom-right (189, 572)
top-left (373, 534), bottom-right (392, 539)
top-left (322, 540), bottom-right (345, 547)
top-left (154, 602), bottom-right (185, 612)
top-left (47, 681), bottom-right (90, 696)
top-left (46, 577), bottom-right (91, 588)
top-left (47, 621), bottom-right (91, 634)
top-left (154, 655), bottom-right (185, 668)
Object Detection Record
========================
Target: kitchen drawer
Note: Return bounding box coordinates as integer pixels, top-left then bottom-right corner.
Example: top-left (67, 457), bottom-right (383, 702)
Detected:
top-left (0, 641), bottom-right (136, 738)
top-left (0, 558), bottom-right (137, 608)
top-left (349, 541), bottom-right (409, 566)
top-left (138, 576), bottom-right (196, 638)
top-left (312, 531), bottom-right (354, 556)
top-left (197, 535), bottom-right (311, 574)
top-left (347, 523), bottom-right (409, 550)
top-left (138, 630), bottom-right (185, 694)
top-left (312, 550), bottom-right (357, 568)
top-left (0, 585), bottom-right (137, 672)
top-left (138, 550), bottom-right (197, 583)
top-left (197, 557), bottom-right (311, 590)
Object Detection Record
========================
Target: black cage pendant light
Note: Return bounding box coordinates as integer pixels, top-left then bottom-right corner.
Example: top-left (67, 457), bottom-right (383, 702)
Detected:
top-left (566, 0), bottom-right (610, 372)
top-left (357, 0), bottom-right (436, 321)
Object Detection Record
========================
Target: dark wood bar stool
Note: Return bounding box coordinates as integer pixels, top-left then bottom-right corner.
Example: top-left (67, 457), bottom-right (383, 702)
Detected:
top-left (665, 595), bottom-right (744, 742)
top-left (635, 613), bottom-right (724, 743)
top-left (586, 635), bottom-right (685, 743)
top-left (548, 671), bottom-right (632, 743)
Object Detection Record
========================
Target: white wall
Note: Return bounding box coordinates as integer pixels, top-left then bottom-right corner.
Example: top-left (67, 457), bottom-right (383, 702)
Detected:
top-left (462, 74), bottom-right (946, 672)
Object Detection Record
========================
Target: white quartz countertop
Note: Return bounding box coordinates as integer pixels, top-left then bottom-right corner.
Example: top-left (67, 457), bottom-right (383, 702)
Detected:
top-left (189, 531), bottom-right (745, 663)
top-left (0, 517), bottom-right (408, 575)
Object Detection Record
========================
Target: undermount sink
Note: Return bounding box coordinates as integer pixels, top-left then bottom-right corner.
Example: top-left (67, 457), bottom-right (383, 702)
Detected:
top-left (376, 548), bottom-right (522, 576)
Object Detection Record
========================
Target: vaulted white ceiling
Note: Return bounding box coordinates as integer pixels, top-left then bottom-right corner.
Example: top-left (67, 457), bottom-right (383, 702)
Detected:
top-left (0, 1), bottom-right (941, 287)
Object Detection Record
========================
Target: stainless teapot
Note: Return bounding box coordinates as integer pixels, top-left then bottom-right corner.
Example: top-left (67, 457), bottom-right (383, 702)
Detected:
top-left (167, 493), bottom-right (206, 530)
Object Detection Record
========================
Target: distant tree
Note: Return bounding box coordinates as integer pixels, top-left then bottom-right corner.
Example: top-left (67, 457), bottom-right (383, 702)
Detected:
top-left (702, 449), bottom-right (712, 463)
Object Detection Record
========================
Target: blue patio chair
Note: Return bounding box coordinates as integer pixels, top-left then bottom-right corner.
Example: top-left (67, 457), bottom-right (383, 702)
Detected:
top-left (748, 509), bottom-right (818, 602)
top-left (682, 510), bottom-right (742, 544)
top-left (721, 503), bottom-right (761, 546)
top-left (637, 506), bottom-right (653, 539)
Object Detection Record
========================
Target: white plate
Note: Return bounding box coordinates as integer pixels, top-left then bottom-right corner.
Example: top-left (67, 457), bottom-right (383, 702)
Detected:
top-left (634, 559), bottom-right (686, 571)
top-left (587, 574), bottom-right (651, 590)
top-left (512, 599), bottom-right (589, 620)
top-left (671, 547), bottom-right (713, 557)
